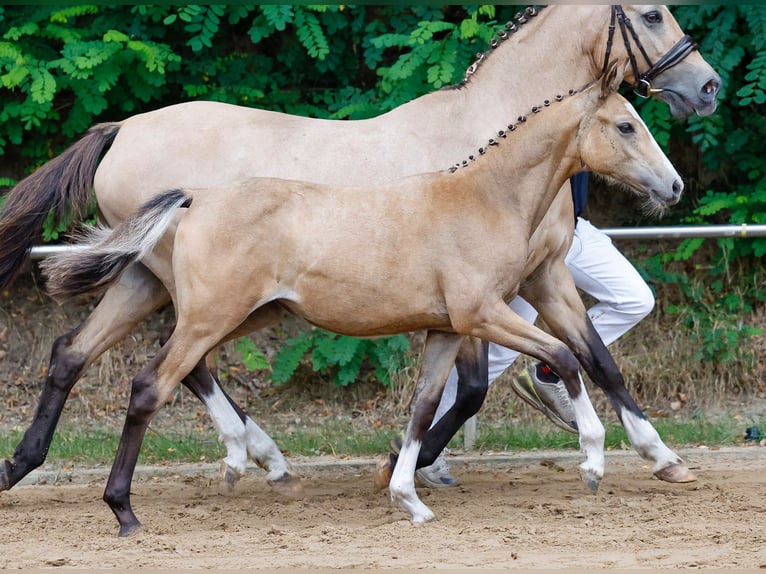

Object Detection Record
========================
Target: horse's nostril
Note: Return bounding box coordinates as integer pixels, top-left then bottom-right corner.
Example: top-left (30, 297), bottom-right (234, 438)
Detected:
top-left (702, 77), bottom-right (721, 98)
top-left (672, 179), bottom-right (683, 198)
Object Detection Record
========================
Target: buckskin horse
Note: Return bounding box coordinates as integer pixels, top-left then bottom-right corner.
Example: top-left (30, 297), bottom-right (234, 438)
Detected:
top-left (43, 64), bottom-right (682, 534)
top-left (0, 6), bottom-right (719, 500)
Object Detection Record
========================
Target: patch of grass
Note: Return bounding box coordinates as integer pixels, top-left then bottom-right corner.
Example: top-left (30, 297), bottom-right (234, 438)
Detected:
top-left (473, 415), bottom-right (765, 453)
top-left (0, 414), bottom-right (762, 466)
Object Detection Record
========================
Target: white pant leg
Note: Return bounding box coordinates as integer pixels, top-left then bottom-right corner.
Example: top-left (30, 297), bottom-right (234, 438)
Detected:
top-left (431, 297), bottom-right (538, 425)
top-left (565, 218), bottom-right (654, 347)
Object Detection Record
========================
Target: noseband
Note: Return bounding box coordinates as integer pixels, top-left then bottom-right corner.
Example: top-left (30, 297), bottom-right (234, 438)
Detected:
top-left (602, 5), bottom-right (698, 98)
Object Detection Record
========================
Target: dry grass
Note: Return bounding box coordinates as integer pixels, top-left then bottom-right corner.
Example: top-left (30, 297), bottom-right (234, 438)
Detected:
top-left (0, 270), bottom-right (764, 442)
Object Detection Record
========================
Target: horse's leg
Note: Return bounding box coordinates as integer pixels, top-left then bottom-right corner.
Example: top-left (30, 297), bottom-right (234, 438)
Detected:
top-left (388, 330), bottom-right (466, 522)
top-left (415, 337), bottom-right (488, 467)
top-left (178, 304), bottom-right (301, 496)
top-left (103, 305), bottom-right (252, 536)
top-left (451, 299), bottom-right (607, 493)
top-left (0, 264), bottom-right (168, 492)
top-left (415, 297), bottom-right (538, 468)
top-left (373, 336), bottom-right (487, 489)
top-left (521, 259), bottom-right (693, 482)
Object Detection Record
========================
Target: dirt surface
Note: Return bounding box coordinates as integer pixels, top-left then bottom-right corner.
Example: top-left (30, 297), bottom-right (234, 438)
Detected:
top-left (1, 447), bottom-right (765, 570)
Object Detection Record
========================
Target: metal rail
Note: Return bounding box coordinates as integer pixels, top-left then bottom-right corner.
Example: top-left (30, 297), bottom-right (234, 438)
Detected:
top-left (599, 223), bottom-right (766, 240)
top-left (28, 224), bottom-right (766, 260)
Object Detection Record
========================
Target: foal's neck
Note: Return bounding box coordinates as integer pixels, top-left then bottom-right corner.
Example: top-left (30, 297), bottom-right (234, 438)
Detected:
top-left (452, 91), bottom-right (591, 231)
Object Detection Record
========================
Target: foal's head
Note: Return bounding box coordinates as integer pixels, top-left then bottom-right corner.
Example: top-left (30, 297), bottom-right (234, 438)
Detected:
top-left (578, 65), bottom-right (683, 215)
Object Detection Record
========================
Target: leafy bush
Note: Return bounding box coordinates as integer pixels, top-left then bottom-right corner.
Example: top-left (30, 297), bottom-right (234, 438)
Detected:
top-left (1, 4), bottom-right (764, 380)
top-left (632, 5), bottom-right (766, 363)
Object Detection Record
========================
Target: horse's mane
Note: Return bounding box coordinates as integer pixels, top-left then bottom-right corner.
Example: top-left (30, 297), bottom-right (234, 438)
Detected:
top-left (447, 5), bottom-right (547, 90)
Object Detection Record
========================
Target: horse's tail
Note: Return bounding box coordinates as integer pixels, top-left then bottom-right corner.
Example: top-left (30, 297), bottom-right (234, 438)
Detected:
top-left (41, 189), bottom-right (191, 301)
top-left (0, 122), bottom-right (121, 290)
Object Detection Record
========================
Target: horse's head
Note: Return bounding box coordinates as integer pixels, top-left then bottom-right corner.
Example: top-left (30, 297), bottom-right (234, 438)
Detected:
top-left (578, 64), bottom-right (683, 215)
top-left (597, 5), bottom-right (720, 117)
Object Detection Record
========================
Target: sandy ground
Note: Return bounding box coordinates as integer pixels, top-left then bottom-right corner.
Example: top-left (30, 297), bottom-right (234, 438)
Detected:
top-left (0, 447), bottom-right (764, 570)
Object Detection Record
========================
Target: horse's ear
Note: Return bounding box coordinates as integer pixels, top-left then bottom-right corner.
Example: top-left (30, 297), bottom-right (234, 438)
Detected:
top-left (600, 60), bottom-right (624, 98)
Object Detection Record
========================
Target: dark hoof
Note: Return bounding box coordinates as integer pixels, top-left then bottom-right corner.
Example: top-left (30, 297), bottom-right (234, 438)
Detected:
top-left (118, 521), bottom-right (143, 537)
top-left (373, 456), bottom-right (394, 491)
top-left (218, 462), bottom-right (243, 496)
top-left (580, 469), bottom-right (602, 493)
top-left (268, 472), bottom-right (304, 499)
top-left (0, 460), bottom-right (11, 492)
top-left (654, 462), bottom-right (697, 483)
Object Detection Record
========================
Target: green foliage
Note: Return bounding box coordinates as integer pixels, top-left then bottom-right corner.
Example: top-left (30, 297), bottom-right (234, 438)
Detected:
top-left (1, 4), bottom-right (764, 379)
top-left (631, 5), bottom-right (766, 364)
top-left (271, 330), bottom-right (411, 388)
top-left (234, 337), bottom-right (270, 372)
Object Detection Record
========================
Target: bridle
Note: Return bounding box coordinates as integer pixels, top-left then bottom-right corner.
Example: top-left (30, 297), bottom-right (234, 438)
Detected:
top-left (448, 4), bottom-right (703, 171)
top-left (602, 5), bottom-right (698, 98)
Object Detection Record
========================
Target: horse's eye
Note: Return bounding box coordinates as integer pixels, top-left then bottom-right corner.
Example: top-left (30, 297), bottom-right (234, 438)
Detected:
top-left (643, 10), bottom-right (662, 25)
top-left (617, 122), bottom-right (635, 135)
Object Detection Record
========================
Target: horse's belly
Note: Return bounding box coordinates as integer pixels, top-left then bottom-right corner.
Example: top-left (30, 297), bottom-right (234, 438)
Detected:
top-left (280, 295), bottom-right (451, 338)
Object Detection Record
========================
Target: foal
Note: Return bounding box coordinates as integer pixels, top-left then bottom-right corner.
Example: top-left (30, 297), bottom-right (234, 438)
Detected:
top-left (43, 68), bottom-right (682, 535)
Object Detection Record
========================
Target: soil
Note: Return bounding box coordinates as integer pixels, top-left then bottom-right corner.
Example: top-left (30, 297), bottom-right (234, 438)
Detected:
top-left (1, 447), bottom-right (765, 569)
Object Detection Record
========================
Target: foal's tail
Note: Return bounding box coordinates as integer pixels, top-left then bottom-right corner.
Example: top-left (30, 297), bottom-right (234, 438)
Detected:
top-left (0, 122), bottom-right (121, 290)
top-left (41, 189), bottom-right (191, 301)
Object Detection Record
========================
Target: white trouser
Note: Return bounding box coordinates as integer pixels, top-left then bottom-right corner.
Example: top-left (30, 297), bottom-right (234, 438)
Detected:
top-left (432, 217), bottom-right (655, 423)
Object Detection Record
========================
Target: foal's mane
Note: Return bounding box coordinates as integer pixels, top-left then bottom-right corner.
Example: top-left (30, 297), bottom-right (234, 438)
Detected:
top-left (446, 75), bottom-right (604, 174)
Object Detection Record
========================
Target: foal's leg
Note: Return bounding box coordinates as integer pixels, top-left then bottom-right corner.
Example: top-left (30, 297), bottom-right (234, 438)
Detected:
top-left (388, 330), bottom-right (465, 522)
top-left (451, 299), bottom-right (607, 492)
top-left (0, 264), bottom-right (168, 492)
top-left (104, 306), bottom-right (251, 536)
top-left (521, 261), bottom-right (693, 482)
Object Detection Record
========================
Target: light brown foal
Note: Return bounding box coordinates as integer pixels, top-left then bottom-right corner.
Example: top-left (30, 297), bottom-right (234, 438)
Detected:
top-left (44, 68), bottom-right (682, 535)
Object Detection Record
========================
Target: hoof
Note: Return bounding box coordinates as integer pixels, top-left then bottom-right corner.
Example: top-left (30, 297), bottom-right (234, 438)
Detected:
top-left (268, 472), bottom-right (304, 499)
top-left (654, 462), bottom-right (697, 483)
top-left (580, 469), bottom-right (602, 493)
top-left (411, 512), bottom-right (436, 525)
top-left (373, 456), bottom-right (393, 491)
top-left (0, 459), bottom-right (11, 492)
top-left (118, 522), bottom-right (143, 538)
top-left (218, 461), bottom-right (243, 495)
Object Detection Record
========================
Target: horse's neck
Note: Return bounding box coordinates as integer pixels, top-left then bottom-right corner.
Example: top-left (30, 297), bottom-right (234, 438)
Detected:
top-left (389, 6), bottom-right (605, 147)
top-left (458, 95), bottom-right (588, 231)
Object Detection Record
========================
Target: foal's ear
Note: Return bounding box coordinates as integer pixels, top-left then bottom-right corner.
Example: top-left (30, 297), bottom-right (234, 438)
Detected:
top-left (600, 60), bottom-right (625, 98)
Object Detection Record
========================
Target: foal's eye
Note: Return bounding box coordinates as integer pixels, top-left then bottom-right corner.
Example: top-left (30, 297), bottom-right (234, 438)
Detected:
top-left (643, 10), bottom-right (663, 25)
top-left (617, 122), bottom-right (635, 135)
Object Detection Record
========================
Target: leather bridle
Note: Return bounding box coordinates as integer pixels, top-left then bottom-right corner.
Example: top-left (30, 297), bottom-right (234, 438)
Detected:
top-left (602, 5), bottom-right (699, 98)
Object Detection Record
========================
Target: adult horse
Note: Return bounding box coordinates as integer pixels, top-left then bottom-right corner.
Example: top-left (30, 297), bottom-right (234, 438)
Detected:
top-left (0, 6), bottom-right (719, 495)
top-left (42, 65), bottom-right (682, 534)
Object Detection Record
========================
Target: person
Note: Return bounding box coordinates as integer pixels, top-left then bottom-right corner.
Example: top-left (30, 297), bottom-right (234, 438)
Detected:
top-left (415, 172), bottom-right (656, 488)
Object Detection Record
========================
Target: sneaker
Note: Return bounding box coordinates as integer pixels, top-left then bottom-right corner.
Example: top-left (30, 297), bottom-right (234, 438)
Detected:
top-left (415, 450), bottom-right (460, 488)
top-left (389, 435), bottom-right (459, 488)
top-left (512, 362), bottom-right (578, 434)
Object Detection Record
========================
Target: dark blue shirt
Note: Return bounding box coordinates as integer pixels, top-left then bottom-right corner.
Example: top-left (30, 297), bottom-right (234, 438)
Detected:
top-left (570, 172), bottom-right (589, 220)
